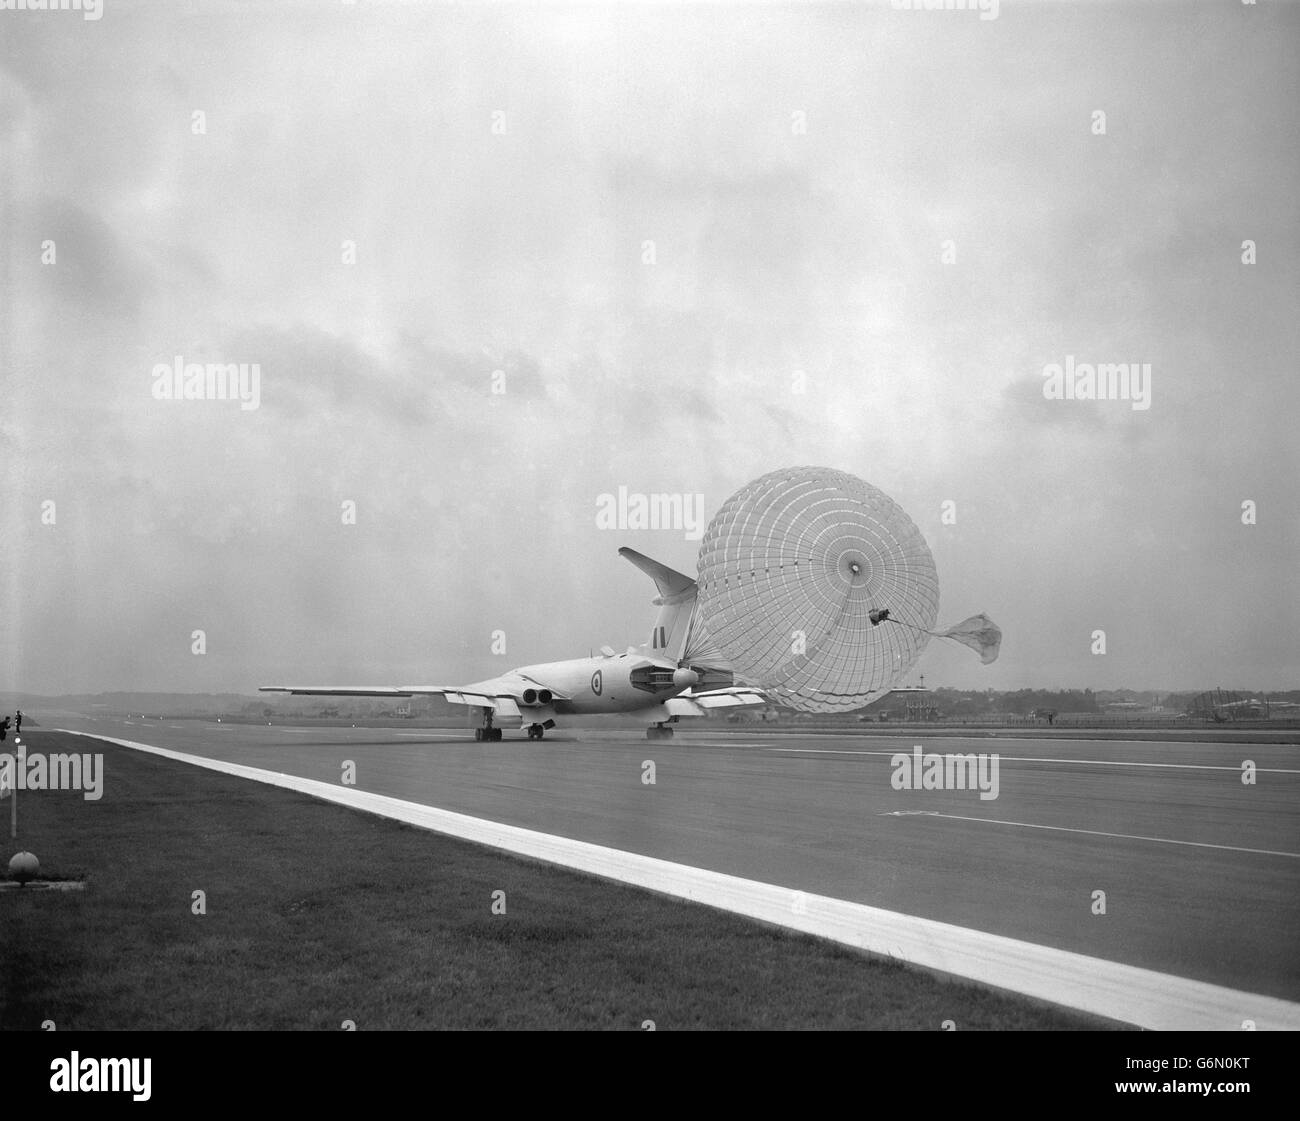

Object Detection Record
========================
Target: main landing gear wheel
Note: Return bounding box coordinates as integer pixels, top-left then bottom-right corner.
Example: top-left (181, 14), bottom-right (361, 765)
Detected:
top-left (475, 724), bottom-right (503, 742)
top-left (646, 723), bottom-right (674, 740)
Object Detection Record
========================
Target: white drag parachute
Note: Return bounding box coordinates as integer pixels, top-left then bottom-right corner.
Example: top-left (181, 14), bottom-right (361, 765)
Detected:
top-left (688, 466), bottom-right (999, 712)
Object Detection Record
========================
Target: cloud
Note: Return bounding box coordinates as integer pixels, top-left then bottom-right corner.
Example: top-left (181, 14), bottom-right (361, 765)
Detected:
top-left (4, 2), bottom-right (1298, 693)
top-left (14, 199), bottom-right (155, 322)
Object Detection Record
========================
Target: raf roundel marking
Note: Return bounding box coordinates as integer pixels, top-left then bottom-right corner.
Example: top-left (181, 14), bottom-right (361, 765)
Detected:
top-left (591, 670), bottom-right (603, 696)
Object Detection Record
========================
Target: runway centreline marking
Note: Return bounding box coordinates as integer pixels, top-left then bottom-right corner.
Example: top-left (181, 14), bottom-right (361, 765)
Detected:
top-left (768, 748), bottom-right (1300, 774)
top-left (56, 728), bottom-right (1300, 1031)
top-left (749, 731), bottom-right (1300, 748)
top-left (879, 811), bottom-right (1300, 859)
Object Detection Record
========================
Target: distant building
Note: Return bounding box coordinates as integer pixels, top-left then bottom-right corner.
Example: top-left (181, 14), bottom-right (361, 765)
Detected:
top-left (858, 677), bottom-right (940, 721)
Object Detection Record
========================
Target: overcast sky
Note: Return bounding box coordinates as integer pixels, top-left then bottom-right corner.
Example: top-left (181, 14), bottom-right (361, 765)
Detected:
top-left (2, 0), bottom-right (1297, 696)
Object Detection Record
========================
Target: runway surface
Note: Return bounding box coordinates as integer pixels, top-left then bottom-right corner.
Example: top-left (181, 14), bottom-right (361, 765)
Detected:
top-left (41, 714), bottom-right (1300, 1003)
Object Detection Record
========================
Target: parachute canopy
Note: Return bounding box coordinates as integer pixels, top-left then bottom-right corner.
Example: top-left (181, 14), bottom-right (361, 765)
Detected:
top-left (688, 466), bottom-right (999, 712)
top-left (689, 467), bottom-right (940, 712)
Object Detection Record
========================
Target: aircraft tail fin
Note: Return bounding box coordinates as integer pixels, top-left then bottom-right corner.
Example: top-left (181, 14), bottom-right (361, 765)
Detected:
top-left (618, 547), bottom-right (697, 660)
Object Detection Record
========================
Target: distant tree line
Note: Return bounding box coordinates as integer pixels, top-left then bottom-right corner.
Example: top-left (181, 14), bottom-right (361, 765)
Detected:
top-left (923, 688), bottom-right (1100, 716)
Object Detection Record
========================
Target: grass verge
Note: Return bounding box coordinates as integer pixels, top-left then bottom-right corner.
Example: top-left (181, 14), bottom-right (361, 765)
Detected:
top-left (0, 732), bottom-right (1125, 1030)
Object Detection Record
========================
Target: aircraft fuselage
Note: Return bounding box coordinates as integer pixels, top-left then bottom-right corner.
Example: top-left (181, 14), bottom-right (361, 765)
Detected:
top-left (479, 651), bottom-right (683, 717)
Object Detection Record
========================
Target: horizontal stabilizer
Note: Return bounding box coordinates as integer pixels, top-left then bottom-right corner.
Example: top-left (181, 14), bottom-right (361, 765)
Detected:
top-left (618, 547), bottom-right (695, 600)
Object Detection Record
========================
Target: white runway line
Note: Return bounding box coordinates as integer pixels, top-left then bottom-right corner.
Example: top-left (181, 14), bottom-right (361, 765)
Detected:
top-left (880, 810), bottom-right (1300, 859)
top-left (769, 747), bottom-right (1300, 774)
top-left (756, 731), bottom-right (1300, 749)
top-left (59, 729), bottom-right (1300, 1032)
top-left (391, 732), bottom-right (467, 738)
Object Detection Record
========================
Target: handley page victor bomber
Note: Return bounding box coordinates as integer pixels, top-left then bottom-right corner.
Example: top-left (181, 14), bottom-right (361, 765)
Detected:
top-left (261, 547), bottom-right (764, 740)
top-left (263, 468), bottom-right (1001, 740)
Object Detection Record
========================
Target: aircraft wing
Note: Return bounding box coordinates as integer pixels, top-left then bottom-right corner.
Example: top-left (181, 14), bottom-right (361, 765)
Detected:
top-left (258, 686), bottom-right (431, 697)
top-left (665, 686), bottom-right (766, 716)
top-left (260, 678), bottom-right (569, 719)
